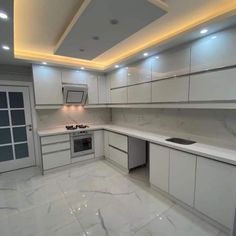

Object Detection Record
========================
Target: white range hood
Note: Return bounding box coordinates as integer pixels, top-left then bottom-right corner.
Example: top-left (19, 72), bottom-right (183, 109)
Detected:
top-left (62, 84), bottom-right (88, 105)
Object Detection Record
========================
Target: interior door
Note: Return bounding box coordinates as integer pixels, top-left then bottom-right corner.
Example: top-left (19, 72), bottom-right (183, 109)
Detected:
top-left (0, 86), bottom-right (35, 172)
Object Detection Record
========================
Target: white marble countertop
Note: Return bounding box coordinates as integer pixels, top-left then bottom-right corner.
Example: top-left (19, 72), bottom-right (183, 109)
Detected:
top-left (38, 124), bottom-right (236, 166)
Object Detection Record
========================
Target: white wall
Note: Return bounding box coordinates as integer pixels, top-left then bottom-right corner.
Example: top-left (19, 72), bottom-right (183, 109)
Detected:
top-left (111, 108), bottom-right (236, 149)
top-left (36, 107), bottom-right (111, 130)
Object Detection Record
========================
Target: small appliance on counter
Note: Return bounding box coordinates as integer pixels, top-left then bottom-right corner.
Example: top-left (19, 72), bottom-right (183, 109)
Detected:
top-left (65, 124), bottom-right (89, 130)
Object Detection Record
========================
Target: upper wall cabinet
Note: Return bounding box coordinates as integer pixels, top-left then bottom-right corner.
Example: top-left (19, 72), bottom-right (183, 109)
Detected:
top-left (189, 68), bottom-right (236, 101)
top-left (61, 70), bottom-right (88, 84)
top-left (110, 68), bottom-right (127, 88)
top-left (86, 73), bottom-right (98, 104)
top-left (127, 58), bottom-right (152, 85)
top-left (152, 44), bottom-right (191, 80)
top-left (152, 76), bottom-right (189, 103)
top-left (191, 27), bottom-right (236, 72)
top-left (32, 65), bottom-right (63, 106)
top-left (98, 75), bottom-right (107, 104)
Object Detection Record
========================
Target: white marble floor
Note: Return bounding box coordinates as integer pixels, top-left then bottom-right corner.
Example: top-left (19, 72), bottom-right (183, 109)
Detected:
top-left (0, 160), bottom-right (229, 236)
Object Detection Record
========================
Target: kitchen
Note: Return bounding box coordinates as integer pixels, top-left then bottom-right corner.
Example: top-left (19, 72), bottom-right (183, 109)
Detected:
top-left (0, 0), bottom-right (236, 235)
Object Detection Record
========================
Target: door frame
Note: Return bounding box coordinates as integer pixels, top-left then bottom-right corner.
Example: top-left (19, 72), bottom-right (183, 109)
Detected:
top-left (0, 79), bottom-right (39, 171)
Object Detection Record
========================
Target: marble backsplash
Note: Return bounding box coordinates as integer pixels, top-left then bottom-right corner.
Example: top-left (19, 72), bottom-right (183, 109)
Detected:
top-left (36, 107), bottom-right (111, 130)
top-left (111, 108), bottom-right (236, 149)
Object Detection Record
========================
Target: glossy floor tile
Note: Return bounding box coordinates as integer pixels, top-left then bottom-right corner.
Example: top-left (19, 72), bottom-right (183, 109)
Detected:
top-left (0, 161), bottom-right (229, 236)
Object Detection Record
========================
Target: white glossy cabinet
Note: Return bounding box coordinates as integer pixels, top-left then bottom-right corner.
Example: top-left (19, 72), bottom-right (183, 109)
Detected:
top-left (189, 68), bottom-right (236, 101)
top-left (127, 58), bottom-right (152, 85)
top-left (110, 68), bottom-right (127, 88)
top-left (151, 44), bottom-right (191, 80)
top-left (109, 146), bottom-right (128, 169)
top-left (40, 134), bottom-right (71, 171)
top-left (110, 87), bottom-right (127, 104)
top-left (61, 70), bottom-right (87, 84)
top-left (104, 131), bottom-right (110, 159)
top-left (169, 150), bottom-right (196, 206)
top-left (98, 76), bottom-right (107, 104)
top-left (191, 27), bottom-right (236, 72)
top-left (195, 157), bottom-right (236, 229)
top-left (86, 73), bottom-right (98, 104)
top-left (128, 83), bottom-right (151, 103)
top-left (94, 130), bottom-right (104, 158)
top-left (150, 143), bottom-right (169, 192)
top-left (108, 132), bottom-right (127, 152)
top-left (32, 65), bottom-right (63, 106)
top-left (105, 75), bottom-right (111, 104)
top-left (108, 131), bottom-right (128, 169)
top-left (152, 76), bottom-right (189, 102)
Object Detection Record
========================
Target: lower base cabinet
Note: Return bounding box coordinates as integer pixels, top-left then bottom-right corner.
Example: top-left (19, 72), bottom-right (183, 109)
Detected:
top-left (195, 157), bottom-right (236, 229)
top-left (169, 149), bottom-right (196, 207)
top-left (43, 150), bottom-right (70, 170)
top-left (104, 131), bottom-right (110, 159)
top-left (150, 143), bottom-right (169, 192)
top-left (109, 145), bottom-right (128, 169)
top-left (94, 130), bottom-right (104, 158)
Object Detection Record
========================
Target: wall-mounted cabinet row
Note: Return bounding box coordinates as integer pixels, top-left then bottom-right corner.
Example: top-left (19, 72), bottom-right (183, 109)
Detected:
top-left (32, 27), bottom-right (236, 107)
top-left (149, 143), bottom-right (236, 230)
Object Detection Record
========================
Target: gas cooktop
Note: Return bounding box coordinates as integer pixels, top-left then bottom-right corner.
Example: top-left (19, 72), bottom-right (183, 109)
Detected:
top-left (65, 124), bottom-right (89, 130)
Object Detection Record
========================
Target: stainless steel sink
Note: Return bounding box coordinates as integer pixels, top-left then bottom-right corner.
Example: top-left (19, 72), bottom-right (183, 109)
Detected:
top-left (165, 138), bottom-right (196, 145)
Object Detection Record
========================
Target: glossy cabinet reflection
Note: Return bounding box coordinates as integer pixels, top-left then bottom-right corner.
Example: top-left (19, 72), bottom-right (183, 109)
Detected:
top-left (151, 44), bottom-right (191, 80)
top-left (191, 27), bottom-right (236, 72)
top-left (109, 68), bottom-right (127, 88)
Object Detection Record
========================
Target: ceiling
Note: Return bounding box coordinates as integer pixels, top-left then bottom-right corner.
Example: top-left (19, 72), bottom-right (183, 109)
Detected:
top-left (1, 0), bottom-right (236, 70)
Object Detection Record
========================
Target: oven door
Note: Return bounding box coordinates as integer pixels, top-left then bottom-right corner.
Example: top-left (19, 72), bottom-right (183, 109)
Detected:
top-left (71, 134), bottom-right (94, 158)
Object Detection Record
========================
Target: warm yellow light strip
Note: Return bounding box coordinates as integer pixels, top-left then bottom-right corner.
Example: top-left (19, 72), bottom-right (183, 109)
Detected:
top-left (14, 50), bottom-right (106, 71)
top-left (14, 1), bottom-right (236, 71)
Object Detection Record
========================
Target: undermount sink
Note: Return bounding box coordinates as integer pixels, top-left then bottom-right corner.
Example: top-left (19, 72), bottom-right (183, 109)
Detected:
top-left (165, 137), bottom-right (196, 145)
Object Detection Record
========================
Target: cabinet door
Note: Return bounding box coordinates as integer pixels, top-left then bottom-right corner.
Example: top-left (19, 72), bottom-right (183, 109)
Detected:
top-left (32, 65), bottom-right (63, 105)
top-left (127, 58), bottom-right (152, 85)
top-left (109, 146), bottom-right (128, 169)
top-left (110, 68), bottom-right (127, 88)
top-left (105, 75), bottom-right (111, 104)
top-left (98, 76), bottom-right (107, 104)
top-left (128, 83), bottom-right (151, 103)
top-left (94, 130), bottom-right (104, 158)
top-left (86, 74), bottom-right (98, 104)
top-left (191, 27), bottom-right (236, 72)
top-left (110, 87), bottom-right (127, 104)
top-left (104, 131), bottom-right (110, 159)
top-left (195, 157), bottom-right (236, 229)
top-left (152, 76), bottom-right (189, 102)
top-left (169, 150), bottom-right (196, 206)
top-left (189, 68), bottom-right (236, 101)
top-left (151, 44), bottom-right (191, 80)
top-left (61, 70), bottom-right (87, 84)
top-left (149, 143), bottom-right (169, 192)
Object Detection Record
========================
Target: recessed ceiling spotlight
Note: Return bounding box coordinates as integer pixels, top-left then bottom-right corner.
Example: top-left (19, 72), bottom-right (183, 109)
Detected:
top-left (155, 56), bottom-right (159, 59)
top-left (80, 67), bottom-right (85, 70)
top-left (0, 11), bottom-right (8, 20)
top-left (92, 36), bottom-right (100, 40)
top-left (110, 19), bottom-right (119, 25)
top-left (200, 28), bottom-right (208, 34)
top-left (115, 65), bottom-right (119, 68)
top-left (42, 62), bottom-right (47, 65)
top-left (80, 49), bottom-right (85, 52)
top-left (211, 36), bottom-right (217, 39)
top-left (143, 52), bottom-right (149, 57)
top-left (2, 45), bottom-right (10, 50)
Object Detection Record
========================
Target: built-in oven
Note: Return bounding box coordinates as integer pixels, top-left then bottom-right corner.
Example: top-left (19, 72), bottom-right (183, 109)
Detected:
top-left (70, 131), bottom-right (94, 158)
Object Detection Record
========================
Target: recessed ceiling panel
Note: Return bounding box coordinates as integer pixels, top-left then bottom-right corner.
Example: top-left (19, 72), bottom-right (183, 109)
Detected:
top-left (55, 0), bottom-right (167, 60)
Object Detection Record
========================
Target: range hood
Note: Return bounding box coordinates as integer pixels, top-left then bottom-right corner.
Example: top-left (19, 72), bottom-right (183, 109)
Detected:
top-left (62, 84), bottom-right (88, 105)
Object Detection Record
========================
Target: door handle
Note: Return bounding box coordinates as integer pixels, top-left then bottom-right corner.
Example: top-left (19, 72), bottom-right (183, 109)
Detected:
top-left (26, 124), bottom-right (32, 131)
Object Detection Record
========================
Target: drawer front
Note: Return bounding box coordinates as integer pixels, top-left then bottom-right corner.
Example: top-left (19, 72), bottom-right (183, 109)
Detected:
top-left (41, 134), bottom-right (70, 145)
top-left (109, 146), bottom-right (128, 169)
top-left (110, 87), bottom-right (127, 103)
top-left (42, 142), bottom-right (70, 154)
top-left (43, 150), bottom-right (71, 170)
top-left (108, 132), bottom-right (128, 152)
